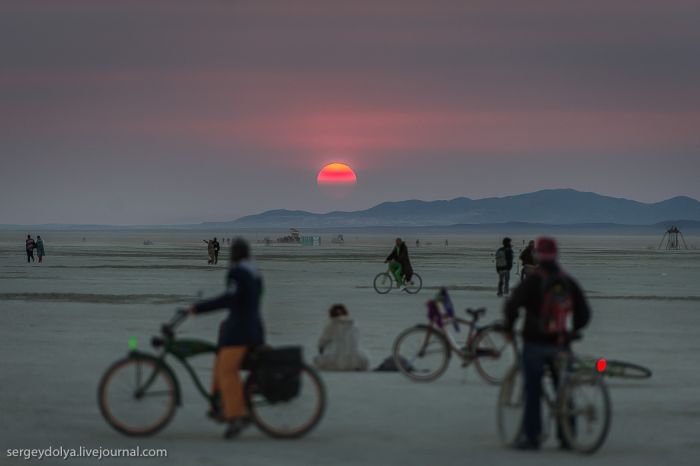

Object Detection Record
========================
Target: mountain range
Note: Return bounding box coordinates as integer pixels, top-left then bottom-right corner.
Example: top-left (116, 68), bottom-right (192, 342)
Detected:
top-left (215, 189), bottom-right (700, 228)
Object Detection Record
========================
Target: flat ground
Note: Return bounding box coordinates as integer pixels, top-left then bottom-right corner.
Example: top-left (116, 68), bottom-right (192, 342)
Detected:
top-left (1, 231), bottom-right (699, 465)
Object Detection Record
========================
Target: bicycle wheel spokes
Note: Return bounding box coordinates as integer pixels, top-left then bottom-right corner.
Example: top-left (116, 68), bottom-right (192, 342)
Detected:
top-left (98, 357), bottom-right (177, 437)
top-left (373, 273), bottom-right (393, 294)
top-left (559, 376), bottom-right (611, 454)
top-left (404, 273), bottom-right (422, 294)
top-left (393, 326), bottom-right (450, 382)
top-left (497, 366), bottom-right (525, 447)
top-left (247, 366), bottom-right (326, 439)
top-left (473, 327), bottom-right (516, 385)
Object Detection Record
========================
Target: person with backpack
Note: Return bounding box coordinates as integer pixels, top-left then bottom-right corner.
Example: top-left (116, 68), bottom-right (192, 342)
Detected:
top-left (501, 236), bottom-right (591, 450)
top-left (187, 238), bottom-right (265, 439)
top-left (25, 234), bottom-right (36, 263)
top-left (495, 237), bottom-right (514, 296)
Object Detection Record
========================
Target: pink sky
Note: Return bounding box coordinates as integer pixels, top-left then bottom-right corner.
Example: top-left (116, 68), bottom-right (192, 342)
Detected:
top-left (1, 0), bottom-right (699, 224)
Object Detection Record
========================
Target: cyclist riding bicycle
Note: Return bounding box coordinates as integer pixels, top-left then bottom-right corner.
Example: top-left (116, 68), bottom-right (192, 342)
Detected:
top-left (385, 237), bottom-right (414, 291)
top-left (502, 236), bottom-right (591, 451)
top-left (187, 238), bottom-right (265, 439)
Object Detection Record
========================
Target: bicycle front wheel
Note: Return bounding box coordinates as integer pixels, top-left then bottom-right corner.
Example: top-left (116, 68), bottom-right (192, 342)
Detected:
top-left (497, 365), bottom-right (525, 447)
top-left (246, 364), bottom-right (326, 439)
top-left (392, 325), bottom-right (450, 382)
top-left (98, 356), bottom-right (178, 437)
top-left (373, 272), bottom-right (393, 294)
top-left (404, 273), bottom-right (422, 294)
top-left (472, 326), bottom-right (516, 385)
top-left (559, 374), bottom-right (611, 454)
top-left (601, 360), bottom-right (652, 379)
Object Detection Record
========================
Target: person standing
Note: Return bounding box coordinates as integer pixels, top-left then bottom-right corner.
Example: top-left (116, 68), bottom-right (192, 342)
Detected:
top-left (495, 237), bottom-right (514, 296)
top-left (188, 238), bottom-right (265, 438)
top-left (35, 236), bottom-right (46, 263)
top-left (203, 239), bottom-right (214, 264)
top-left (519, 240), bottom-right (537, 280)
top-left (502, 236), bottom-right (591, 450)
top-left (213, 237), bottom-right (221, 264)
top-left (25, 235), bottom-right (36, 263)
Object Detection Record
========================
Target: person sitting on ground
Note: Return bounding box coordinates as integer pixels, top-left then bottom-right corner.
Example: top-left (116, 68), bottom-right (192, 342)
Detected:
top-left (313, 304), bottom-right (370, 371)
top-left (519, 240), bottom-right (537, 280)
top-left (188, 238), bottom-right (265, 439)
top-left (385, 237), bottom-right (414, 290)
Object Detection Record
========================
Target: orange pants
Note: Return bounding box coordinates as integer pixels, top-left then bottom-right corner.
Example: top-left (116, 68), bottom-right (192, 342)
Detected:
top-left (212, 346), bottom-right (248, 419)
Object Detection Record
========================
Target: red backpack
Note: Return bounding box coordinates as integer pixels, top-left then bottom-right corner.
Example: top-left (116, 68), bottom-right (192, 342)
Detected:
top-left (538, 270), bottom-right (574, 338)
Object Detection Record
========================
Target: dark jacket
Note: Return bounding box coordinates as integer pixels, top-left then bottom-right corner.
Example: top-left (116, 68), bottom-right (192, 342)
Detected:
top-left (194, 260), bottom-right (265, 348)
top-left (26, 238), bottom-right (36, 251)
top-left (519, 246), bottom-right (536, 267)
top-left (503, 262), bottom-right (590, 345)
top-left (496, 246), bottom-right (513, 271)
top-left (386, 242), bottom-right (413, 280)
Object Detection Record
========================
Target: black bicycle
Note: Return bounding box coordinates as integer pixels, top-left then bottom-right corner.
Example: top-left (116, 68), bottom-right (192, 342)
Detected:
top-left (98, 309), bottom-right (326, 438)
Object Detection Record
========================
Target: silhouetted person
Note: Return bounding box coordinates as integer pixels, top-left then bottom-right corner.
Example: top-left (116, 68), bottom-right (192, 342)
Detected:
top-left (213, 237), bottom-right (221, 264)
top-left (385, 237), bottom-right (414, 291)
top-left (496, 237), bottom-right (513, 296)
top-left (25, 235), bottom-right (36, 263)
top-left (520, 240), bottom-right (537, 280)
top-left (35, 236), bottom-right (45, 263)
top-left (502, 237), bottom-right (591, 450)
top-left (203, 239), bottom-right (215, 264)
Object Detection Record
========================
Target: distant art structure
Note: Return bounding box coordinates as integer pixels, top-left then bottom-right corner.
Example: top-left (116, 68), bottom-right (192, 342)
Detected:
top-left (658, 225), bottom-right (688, 250)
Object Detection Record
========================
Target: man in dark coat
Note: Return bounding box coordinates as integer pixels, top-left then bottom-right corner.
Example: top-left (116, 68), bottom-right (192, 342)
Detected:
top-left (25, 235), bottom-right (36, 263)
top-left (496, 237), bottom-right (514, 296)
top-left (385, 238), bottom-right (414, 289)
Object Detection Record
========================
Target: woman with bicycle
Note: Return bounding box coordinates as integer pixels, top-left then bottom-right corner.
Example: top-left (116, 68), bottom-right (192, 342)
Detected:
top-left (188, 238), bottom-right (265, 439)
top-left (502, 237), bottom-right (591, 451)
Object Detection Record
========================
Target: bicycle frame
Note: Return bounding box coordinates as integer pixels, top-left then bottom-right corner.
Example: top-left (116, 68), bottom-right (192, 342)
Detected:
top-left (131, 337), bottom-right (218, 406)
top-left (426, 309), bottom-right (483, 360)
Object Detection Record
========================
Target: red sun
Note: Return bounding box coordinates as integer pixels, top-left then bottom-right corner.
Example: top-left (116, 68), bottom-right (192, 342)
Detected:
top-left (317, 163), bottom-right (357, 186)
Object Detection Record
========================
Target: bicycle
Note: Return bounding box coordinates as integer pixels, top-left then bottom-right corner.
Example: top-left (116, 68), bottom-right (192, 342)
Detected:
top-left (98, 309), bottom-right (326, 439)
top-left (576, 358), bottom-right (652, 379)
top-left (497, 333), bottom-right (611, 454)
top-left (373, 270), bottom-right (422, 294)
top-left (392, 291), bottom-right (515, 384)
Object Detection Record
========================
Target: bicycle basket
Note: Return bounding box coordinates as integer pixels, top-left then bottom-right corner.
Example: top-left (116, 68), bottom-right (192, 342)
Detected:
top-left (255, 346), bottom-right (303, 403)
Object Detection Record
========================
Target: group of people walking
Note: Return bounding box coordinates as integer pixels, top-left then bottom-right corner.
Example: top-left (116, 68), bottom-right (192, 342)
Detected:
top-left (24, 234), bottom-right (45, 263)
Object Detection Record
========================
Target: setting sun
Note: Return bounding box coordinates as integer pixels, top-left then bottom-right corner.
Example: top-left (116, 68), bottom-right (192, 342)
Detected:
top-left (317, 163), bottom-right (357, 186)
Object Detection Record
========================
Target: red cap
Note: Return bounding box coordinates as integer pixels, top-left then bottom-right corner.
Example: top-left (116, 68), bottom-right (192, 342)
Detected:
top-left (535, 236), bottom-right (558, 261)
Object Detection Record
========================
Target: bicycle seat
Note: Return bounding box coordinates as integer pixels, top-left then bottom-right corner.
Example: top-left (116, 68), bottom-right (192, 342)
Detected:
top-left (466, 307), bottom-right (486, 318)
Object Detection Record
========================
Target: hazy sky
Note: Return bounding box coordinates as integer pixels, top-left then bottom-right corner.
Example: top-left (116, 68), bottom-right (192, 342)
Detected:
top-left (2, 0), bottom-right (699, 224)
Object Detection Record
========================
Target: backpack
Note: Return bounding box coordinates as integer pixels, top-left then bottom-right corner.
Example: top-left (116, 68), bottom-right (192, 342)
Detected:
top-left (495, 248), bottom-right (508, 269)
top-left (538, 272), bottom-right (574, 337)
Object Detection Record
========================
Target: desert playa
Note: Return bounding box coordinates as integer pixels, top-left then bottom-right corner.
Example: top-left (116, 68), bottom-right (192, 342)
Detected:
top-left (1, 231), bottom-right (699, 465)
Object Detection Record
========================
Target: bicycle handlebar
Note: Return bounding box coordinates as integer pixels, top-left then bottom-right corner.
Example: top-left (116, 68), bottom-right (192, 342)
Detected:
top-left (162, 309), bottom-right (189, 337)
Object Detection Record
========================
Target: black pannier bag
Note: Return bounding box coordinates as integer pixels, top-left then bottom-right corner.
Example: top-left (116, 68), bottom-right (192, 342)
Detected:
top-left (256, 346), bottom-right (303, 402)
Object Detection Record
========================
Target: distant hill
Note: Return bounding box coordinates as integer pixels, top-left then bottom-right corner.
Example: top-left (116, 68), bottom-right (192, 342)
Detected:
top-left (221, 189), bottom-right (700, 228)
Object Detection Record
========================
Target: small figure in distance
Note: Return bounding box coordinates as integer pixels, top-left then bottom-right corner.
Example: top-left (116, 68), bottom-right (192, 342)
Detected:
top-left (384, 237), bottom-right (414, 291)
top-left (501, 236), bottom-right (591, 451)
top-left (416, 239), bottom-right (420, 248)
top-left (313, 304), bottom-right (370, 371)
top-left (213, 237), bottom-right (221, 264)
top-left (203, 238), bottom-right (215, 264)
top-left (187, 238), bottom-right (265, 439)
top-left (35, 235), bottom-right (46, 263)
top-left (495, 237), bottom-right (513, 296)
top-left (25, 234), bottom-right (36, 263)
top-left (519, 240), bottom-right (537, 280)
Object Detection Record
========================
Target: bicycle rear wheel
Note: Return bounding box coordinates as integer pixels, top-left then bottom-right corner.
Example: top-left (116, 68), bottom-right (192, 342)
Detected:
top-left (404, 273), bottom-right (422, 294)
top-left (497, 365), bottom-right (525, 447)
top-left (373, 272), bottom-right (393, 294)
top-left (98, 356), bottom-right (178, 437)
top-left (472, 326), bottom-right (516, 385)
top-left (393, 325), bottom-right (450, 382)
top-left (559, 374), bottom-right (611, 454)
top-left (246, 364), bottom-right (326, 439)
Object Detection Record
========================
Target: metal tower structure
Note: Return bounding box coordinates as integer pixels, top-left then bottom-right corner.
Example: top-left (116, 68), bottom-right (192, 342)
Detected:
top-left (657, 225), bottom-right (688, 250)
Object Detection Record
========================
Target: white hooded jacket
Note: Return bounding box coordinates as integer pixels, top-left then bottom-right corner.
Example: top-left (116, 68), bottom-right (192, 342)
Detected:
top-left (313, 316), bottom-right (370, 371)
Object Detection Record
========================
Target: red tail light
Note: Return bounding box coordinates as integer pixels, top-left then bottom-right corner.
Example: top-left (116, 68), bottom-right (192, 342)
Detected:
top-left (596, 358), bottom-right (607, 372)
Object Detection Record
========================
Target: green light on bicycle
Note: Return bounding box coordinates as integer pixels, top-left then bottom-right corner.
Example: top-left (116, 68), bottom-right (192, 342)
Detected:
top-left (128, 337), bottom-right (138, 351)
